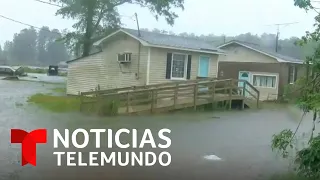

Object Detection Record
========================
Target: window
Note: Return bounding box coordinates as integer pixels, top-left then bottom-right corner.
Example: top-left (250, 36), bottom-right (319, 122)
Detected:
top-left (117, 53), bottom-right (132, 62)
top-left (289, 65), bottom-right (296, 84)
top-left (171, 53), bottom-right (187, 79)
top-left (253, 75), bottom-right (276, 88)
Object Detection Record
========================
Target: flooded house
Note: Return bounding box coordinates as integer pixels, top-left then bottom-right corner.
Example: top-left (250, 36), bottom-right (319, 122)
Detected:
top-left (217, 40), bottom-right (305, 101)
top-left (66, 28), bottom-right (226, 95)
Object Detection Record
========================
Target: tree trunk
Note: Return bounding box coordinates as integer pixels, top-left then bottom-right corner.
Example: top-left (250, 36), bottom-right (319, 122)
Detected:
top-left (82, 1), bottom-right (96, 57)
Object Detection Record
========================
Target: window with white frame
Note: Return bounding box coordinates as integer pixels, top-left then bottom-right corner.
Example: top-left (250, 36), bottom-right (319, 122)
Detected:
top-left (253, 75), bottom-right (276, 88)
top-left (171, 53), bottom-right (187, 79)
top-left (117, 53), bottom-right (132, 62)
top-left (289, 65), bottom-right (296, 84)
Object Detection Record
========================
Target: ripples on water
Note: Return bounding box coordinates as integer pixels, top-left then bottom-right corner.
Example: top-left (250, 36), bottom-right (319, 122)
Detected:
top-left (0, 79), bottom-right (313, 180)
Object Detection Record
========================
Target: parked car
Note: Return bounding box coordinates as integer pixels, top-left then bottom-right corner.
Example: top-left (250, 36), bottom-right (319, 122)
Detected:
top-left (48, 65), bottom-right (59, 76)
top-left (0, 66), bottom-right (27, 77)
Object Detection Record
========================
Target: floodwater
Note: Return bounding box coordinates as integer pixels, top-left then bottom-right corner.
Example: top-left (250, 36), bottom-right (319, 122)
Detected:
top-left (0, 77), bottom-right (315, 180)
top-left (19, 73), bottom-right (66, 84)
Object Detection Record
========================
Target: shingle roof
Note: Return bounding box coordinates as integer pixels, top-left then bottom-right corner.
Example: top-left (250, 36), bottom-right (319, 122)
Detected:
top-left (122, 28), bottom-right (223, 53)
top-left (218, 40), bottom-right (304, 64)
top-left (94, 28), bottom-right (224, 54)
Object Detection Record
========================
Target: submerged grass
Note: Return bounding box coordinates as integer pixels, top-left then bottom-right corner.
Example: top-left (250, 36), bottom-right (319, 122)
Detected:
top-left (52, 87), bottom-right (66, 93)
top-left (27, 93), bottom-right (119, 116)
top-left (28, 93), bottom-right (80, 112)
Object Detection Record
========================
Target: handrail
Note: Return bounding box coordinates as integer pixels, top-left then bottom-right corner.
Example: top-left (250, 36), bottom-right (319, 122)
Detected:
top-left (79, 78), bottom-right (261, 114)
top-left (243, 80), bottom-right (259, 95)
top-left (82, 78), bottom-right (233, 97)
top-left (235, 79), bottom-right (258, 93)
top-left (80, 77), bottom-right (218, 96)
top-left (97, 83), bottom-right (205, 97)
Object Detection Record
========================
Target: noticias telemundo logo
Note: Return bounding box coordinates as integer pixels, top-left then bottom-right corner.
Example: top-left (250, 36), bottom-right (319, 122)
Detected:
top-left (10, 128), bottom-right (172, 167)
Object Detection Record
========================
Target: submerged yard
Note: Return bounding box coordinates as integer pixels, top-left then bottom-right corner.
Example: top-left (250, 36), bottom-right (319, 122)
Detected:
top-left (0, 76), bottom-right (314, 180)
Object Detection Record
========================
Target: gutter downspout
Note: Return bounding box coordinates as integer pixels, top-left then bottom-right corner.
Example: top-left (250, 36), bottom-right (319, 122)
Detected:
top-left (146, 47), bottom-right (151, 85)
top-left (137, 42), bottom-right (141, 79)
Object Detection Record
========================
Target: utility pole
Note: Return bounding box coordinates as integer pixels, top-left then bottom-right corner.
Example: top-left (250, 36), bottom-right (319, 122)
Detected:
top-left (134, 13), bottom-right (141, 37)
top-left (267, 22), bottom-right (298, 52)
top-left (275, 26), bottom-right (280, 52)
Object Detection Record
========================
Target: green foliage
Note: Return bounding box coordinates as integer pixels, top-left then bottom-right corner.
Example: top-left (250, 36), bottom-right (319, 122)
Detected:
top-left (295, 135), bottom-right (320, 178)
top-left (2, 27), bottom-right (70, 66)
top-left (49, 0), bottom-right (184, 56)
top-left (271, 1), bottom-right (320, 179)
top-left (272, 129), bottom-right (294, 158)
top-left (28, 93), bottom-right (80, 112)
top-left (10, 28), bottom-right (37, 65)
top-left (283, 77), bottom-right (307, 102)
top-left (294, 0), bottom-right (312, 10)
top-left (28, 93), bottom-right (119, 116)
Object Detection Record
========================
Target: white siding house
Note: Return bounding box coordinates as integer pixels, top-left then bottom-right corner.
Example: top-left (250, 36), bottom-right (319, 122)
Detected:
top-left (66, 28), bottom-right (225, 95)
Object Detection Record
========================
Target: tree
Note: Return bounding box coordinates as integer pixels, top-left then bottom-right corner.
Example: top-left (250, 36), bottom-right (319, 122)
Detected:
top-left (0, 45), bottom-right (5, 65)
top-left (11, 28), bottom-right (37, 65)
top-left (1, 27), bottom-right (70, 66)
top-left (271, 0), bottom-right (320, 179)
top-left (46, 29), bottom-right (69, 64)
top-left (2, 41), bottom-right (13, 64)
top-left (50, 0), bottom-right (185, 57)
top-left (0, 45), bottom-right (2, 60)
top-left (37, 26), bottom-right (52, 64)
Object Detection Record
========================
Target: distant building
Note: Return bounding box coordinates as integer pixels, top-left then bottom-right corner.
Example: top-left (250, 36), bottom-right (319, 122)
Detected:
top-left (217, 40), bottom-right (305, 101)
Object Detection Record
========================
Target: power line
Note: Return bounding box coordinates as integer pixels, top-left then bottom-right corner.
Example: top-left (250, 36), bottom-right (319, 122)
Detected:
top-left (32, 0), bottom-right (62, 7)
top-left (0, 14), bottom-right (61, 35)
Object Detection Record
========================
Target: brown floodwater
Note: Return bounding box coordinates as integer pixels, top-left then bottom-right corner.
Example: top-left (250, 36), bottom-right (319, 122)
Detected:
top-left (0, 78), bottom-right (315, 180)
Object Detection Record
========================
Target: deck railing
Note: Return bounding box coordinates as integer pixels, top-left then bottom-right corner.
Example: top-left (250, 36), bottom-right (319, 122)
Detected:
top-left (79, 78), bottom-right (260, 114)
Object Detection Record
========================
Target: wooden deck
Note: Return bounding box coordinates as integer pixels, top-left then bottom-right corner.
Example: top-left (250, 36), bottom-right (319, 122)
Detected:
top-left (79, 78), bottom-right (260, 115)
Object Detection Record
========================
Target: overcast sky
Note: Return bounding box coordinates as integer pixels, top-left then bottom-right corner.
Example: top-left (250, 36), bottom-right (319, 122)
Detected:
top-left (0, 0), bottom-right (318, 46)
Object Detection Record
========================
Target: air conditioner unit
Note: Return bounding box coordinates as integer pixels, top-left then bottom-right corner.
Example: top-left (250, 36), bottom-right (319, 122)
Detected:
top-left (118, 53), bottom-right (132, 63)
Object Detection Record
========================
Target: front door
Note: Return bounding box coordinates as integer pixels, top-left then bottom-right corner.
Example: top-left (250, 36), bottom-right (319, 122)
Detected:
top-left (198, 56), bottom-right (210, 77)
top-left (238, 71), bottom-right (250, 96)
top-left (198, 56), bottom-right (210, 92)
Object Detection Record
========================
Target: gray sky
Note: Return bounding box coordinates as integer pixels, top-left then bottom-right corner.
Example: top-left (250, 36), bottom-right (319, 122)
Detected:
top-left (0, 0), bottom-right (317, 46)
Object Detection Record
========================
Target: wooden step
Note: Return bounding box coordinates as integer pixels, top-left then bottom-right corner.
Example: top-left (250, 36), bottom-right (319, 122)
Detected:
top-left (244, 98), bottom-right (259, 109)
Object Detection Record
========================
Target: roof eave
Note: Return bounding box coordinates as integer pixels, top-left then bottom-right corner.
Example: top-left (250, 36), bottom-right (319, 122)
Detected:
top-left (219, 41), bottom-right (304, 63)
top-left (93, 29), bottom-right (149, 47)
top-left (146, 44), bottom-right (225, 55)
top-left (217, 41), bottom-right (236, 48)
top-left (66, 50), bottom-right (103, 64)
top-left (279, 60), bottom-right (304, 64)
